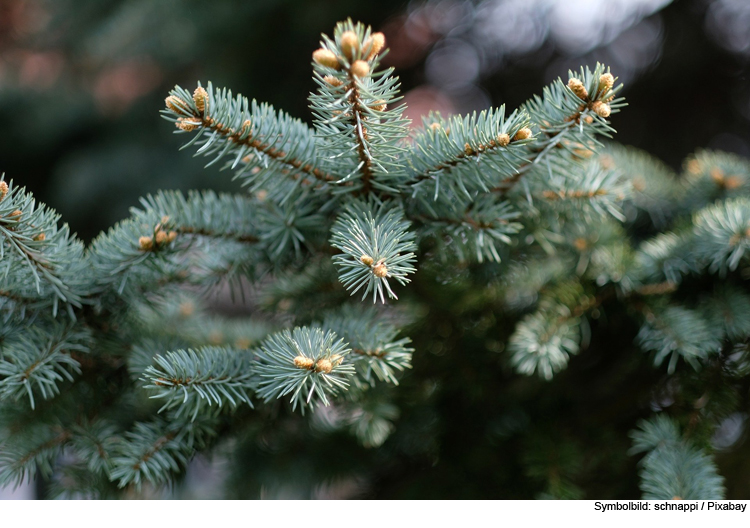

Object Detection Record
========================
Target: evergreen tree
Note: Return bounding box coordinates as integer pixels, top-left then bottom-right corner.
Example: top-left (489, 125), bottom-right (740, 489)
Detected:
top-left (1, 19), bottom-right (747, 499)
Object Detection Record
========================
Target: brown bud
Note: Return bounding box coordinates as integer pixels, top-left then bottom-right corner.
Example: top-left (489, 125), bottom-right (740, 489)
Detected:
top-left (139, 236), bottom-right (153, 251)
top-left (725, 175), bottom-right (743, 189)
top-left (294, 356), bottom-right (315, 370)
top-left (340, 31), bottom-right (359, 60)
top-left (496, 133), bottom-right (510, 147)
top-left (315, 358), bottom-right (333, 374)
top-left (464, 143), bottom-right (474, 155)
top-left (687, 159), bottom-right (702, 174)
top-left (33, 233), bottom-right (46, 242)
top-left (176, 118), bottom-right (202, 132)
top-left (208, 331), bottom-right (223, 345)
top-left (599, 73), bottom-right (615, 94)
top-left (373, 261), bottom-right (388, 278)
top-left (429, 122), bottom-right (442, 132)
top-left (155, 230), bottom-right (168, 245)
top-left (371, 99), bottom-right (387, 112)
top-left (165, 95), bottom-right (188, 113)
top-left (324, 75), bottom-right (344, 87)
top-left (584, 115), bottom-right (594, 124)
top-left (591, 101), bottom-right (611, 118)
top-left (710, 167), bottom-right (724, 184)
top-left (330, 354), bottom-right (343, 366)
top-left (313, 48), bottom-right (340, 69)
top-left (364, 32), bottom-right (386, 60)
top-left (0, 181), bottom-right (7, 200)
top-left (235, 337), bottom-right (252, 350)
top-left (166, 231), bottom-right (177, 243)
top-left (350, 60), bottom-right (370, 77)
top-left (179, 301), bottom-right (195, 317)
top-left (568, 78), bottom-right (589, 100)
top-left (573, 238), bottom-right (588, 251)
top-left (9, 209), bottom-right (21, 218)
top-left (512, 127), bottom-right (532, 141)
top-left (361, 255), bottom-right (374, 266)
top-left (193, 87), bottom-right (209, 114)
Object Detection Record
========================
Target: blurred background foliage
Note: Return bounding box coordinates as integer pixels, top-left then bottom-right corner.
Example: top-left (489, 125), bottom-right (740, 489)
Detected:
top-left (1, 0), bottom-right (750, 499)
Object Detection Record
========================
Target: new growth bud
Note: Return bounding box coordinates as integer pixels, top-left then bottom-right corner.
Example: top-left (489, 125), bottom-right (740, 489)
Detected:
top-left (294, 356), bottom-right (315, 370)
top-left (591, 101), bottom-right (611, 118)
top-left (313, 48), bottom-right (340, 69)
top-left (496, 133), bottom-right (510, 147)
top-left (361, 255), bottom-right (374, 266)
top-left (513, 127), bottom-right (532, 141)
top-left (373, 261), bottom-right (388, 278)
top-left (599, 73), bottom-right (615, 94)
top-left (0, 181), bottom-right (7, 200)
top-left (165, 95), bottom-right (188, 113)
top-left (340, 31), bottom-right (359, 60)
top-left (324, 75), bottom-right (344, 87)
top-left (176, 118), bottom-right (201, 132)
top-left (350, 60), bottom-right (370, 77)
top-left (315, 358), bottom-right (333, 374)
top-left (568, 78), bottom-right (589, 100)
top-left (139, 236), bottom-right (153, 251)
top-left (193, 86), bottom-right (209, 114)
top-left (364, 32), bottom-right (385, 60)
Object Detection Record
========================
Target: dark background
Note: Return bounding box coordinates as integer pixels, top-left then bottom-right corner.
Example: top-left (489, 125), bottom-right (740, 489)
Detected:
top-left (1, 0), bottom-right (749, 499)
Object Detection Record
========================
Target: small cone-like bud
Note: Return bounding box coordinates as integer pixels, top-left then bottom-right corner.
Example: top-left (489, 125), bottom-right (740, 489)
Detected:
top-left (584, 115), bottom-right (594, 124)
top-left (591, 101), bottom-right (611, 118)
top-left (568, 78), bottom-right (588, 100)
top-left (330, 354), bottom-right (343, 366)
top-left (324, 75), bottom-right (344, 87)
top-left (599, 73), bottom-right (615, 94)
top-left (350, 60), bottom-right (370, 77)
top-left (33, 233), bottom-right (46, 242)
top-left (361, 255), bottom-right (374, 266)
top-left (687, 159), bottom-right (701, 174)
top-left (725, 175), bottom-right (743, 189)
top-left (371, 99), bottom-right (387, 112)
top-left (9, 209), bottom-right (21, 218)
top-left (340, 31), bottom-right (359, 60)
top-left (155, 230), bottom-right (169, 245)
top-left (294, 356), bottom-right (315, 370)
top-left (573, 238), bottom-right (588, 251)
top-left (364, 32), bottom-right (386, 60)
top-left (0, 181), bottom-right (7, 200)
top-left (165, 95), bottom-right (188, 113)
top-left (166, 231), bottom-right (177, 243)
top-left (235, 337), bottom-right (252, 350)
top-left (139, 236), bottom-right (153, 251)
top-left (373, 261), bottom-right (388, 278)
top-left (313, 48), bottom-right (340, 69)
top-left (429, 122), bottom-right (442, 132)
top-left (710, 167), bottom-right (724, 184)
top-left (193, 87), bottom-right (209, 113)
top-left (208, 330), bottom-right (223, 345)
top-left (315, 358), bottom-right (333, 374)
top-left (513, 127), bottom-right (532, 141)
top-left (496, 133), bottom-right (510, 147)
top-left (179, 301), bottom-right (195, 317)
top-left (464, 143), bottom-right (474, 155)
top-left (176, 118), bottom-right (201, 131)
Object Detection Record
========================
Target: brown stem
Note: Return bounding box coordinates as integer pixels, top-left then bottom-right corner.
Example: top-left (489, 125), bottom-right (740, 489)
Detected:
top-left (347, 73), bottom-right (374, 194)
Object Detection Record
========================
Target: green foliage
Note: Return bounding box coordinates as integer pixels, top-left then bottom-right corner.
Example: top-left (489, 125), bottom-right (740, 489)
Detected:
top-left (2, 18), bottom-right (749, 499)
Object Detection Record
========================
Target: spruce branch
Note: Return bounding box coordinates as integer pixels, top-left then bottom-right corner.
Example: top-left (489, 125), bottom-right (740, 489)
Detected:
top-left (330, 199), bottom-right (417, 303)
top-left (141, 347), bottom-right (256, 421)
top-left (254, 327), bottom-right (354, 412)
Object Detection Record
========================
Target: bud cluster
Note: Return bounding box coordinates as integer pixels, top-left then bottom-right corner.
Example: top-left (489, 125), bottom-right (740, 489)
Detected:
top-left (567, 71), bottom-right (617, 122)
top-left (312, 27), bottom-right (386, 81)
top-left (139, 216), bottom-right (178, 251)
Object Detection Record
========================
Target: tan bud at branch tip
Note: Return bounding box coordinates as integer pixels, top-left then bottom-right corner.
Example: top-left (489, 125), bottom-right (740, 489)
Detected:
top-left (513, 127), bottom-right (532, 141)
top-left (361, 255), bottom-right (374, 266)
top-left (139, 236), bottom-right (153, 251)
top-left (193, 86), bottom-right (209, 114)
top-left (155, 230), bottom-right (168, 245)
top-left (350, 60), bottom-right (370, 77)
top-left (315, 358), bottom-right (333, 374)
top-left (373, 261), bottom-right (388, 278)
top-left (567, 78), bottom-right (589, 100)
top-left (176, 118), bottom-right (201, 132)
top-left (313, 48), bottom-right (340, 69)
top-left (591, 101), bottom-right (611, 118)
top-left (364, 32), bottom-right (385, 60)
top-left (599, 73), bottom-right (615, 94)
top-left (294, 356), bottom-right (315, 370)
top-left (324, 75), bottom-right (344, 87)
top-left (496, 133), bottom-right (510, 147)
top-left (0, 181), bottom-right (7, 200)
top-left (165, 95), bottom-right (188, 113)
top-left (340, 31), bottom-right (359, 60)
top-left (33, 233), bottom-right (45, 242)
top-left (371, 99), bottom-right (387, 112)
